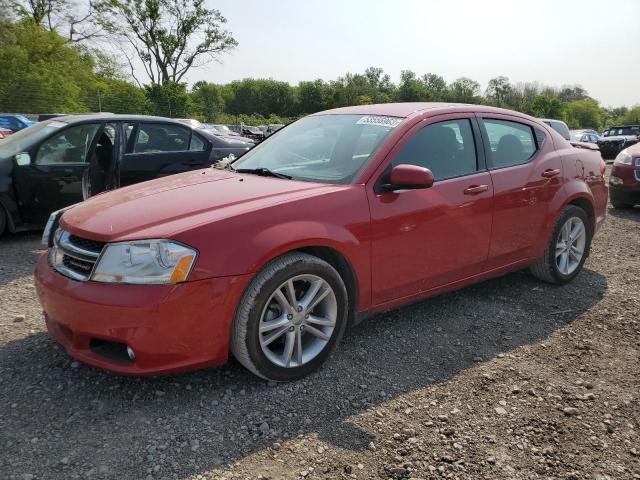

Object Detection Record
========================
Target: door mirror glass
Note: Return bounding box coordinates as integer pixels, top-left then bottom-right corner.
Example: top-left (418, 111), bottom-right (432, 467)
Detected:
top-left (386, 164), bottom-right (434, 190)
top-left (14, 152), bottom-right (31, 166)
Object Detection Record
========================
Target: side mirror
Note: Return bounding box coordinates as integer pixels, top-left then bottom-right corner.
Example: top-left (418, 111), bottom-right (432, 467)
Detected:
top-left (14, 152), bottom-right (31, 166)
top-left (384, 164), bottom-right (434, 191)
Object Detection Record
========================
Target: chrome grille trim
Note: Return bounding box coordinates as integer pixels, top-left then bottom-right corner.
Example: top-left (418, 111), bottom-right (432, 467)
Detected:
top-left (51, 230), bottom-right (103, 281)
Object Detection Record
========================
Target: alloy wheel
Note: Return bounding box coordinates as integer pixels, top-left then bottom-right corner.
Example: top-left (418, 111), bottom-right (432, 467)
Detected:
top-left (258, 274), bottom-right (337, 368)
top-left (555, 216), bottom-right (586, 275)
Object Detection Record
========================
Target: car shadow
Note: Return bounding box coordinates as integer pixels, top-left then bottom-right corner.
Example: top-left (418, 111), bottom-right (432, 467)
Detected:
top-left (608, 204), bottom-right (640, 223)
top-left (0, 268), bottom-right (607, 479)
top-left (0, 232), bottom-right (43, 286)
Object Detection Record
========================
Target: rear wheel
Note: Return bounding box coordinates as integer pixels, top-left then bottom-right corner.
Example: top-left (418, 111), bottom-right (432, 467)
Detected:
top-left (530, 205), bottom-right (592, 284)
top-left (231, 252), bottom-right (348, 381)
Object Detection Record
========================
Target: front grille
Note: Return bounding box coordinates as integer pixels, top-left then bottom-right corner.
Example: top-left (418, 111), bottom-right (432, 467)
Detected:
top-left (68, 235), bottom-right (105, 254)
top-left (61, 254), bottom-right (95, 276)
top-left (51, 230), bottom-right (103, 281)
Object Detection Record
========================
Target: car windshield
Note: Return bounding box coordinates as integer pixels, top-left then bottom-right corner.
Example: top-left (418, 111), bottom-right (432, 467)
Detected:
top-left (230, 114), bottom-right (400, 184)
top-left (605, 126), bottom-right (640, 137)
top-left (0, 120), bottom-right (68, 158)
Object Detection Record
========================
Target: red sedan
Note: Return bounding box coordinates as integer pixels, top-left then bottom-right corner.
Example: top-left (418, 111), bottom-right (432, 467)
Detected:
top-left (609, 143), bottom-right (640, 208)
top-left (35, 103), bottom-right (608, 381)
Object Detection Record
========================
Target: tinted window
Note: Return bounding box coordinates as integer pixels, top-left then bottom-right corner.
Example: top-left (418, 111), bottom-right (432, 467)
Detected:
top-left (392, 119), bottom-right (477, 180)
top-left (0, 117), bottom-right (17, 129)
top-left (483, 120), bottom-right (537, 169)
top-left (534, 128), bottom-right (547, 148)
top-left (190, 133), bottom-right (206, 151)
top-left (36, 123), bottom-right (100, 165)
top-left (133, 123), bottom-right (191, 153)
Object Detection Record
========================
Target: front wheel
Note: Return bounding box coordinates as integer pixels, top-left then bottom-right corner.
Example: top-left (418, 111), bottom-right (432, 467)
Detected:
top-left (530, 205), bottom-right (592, 284)
top-left (231, 253), bottom-right (349, 381)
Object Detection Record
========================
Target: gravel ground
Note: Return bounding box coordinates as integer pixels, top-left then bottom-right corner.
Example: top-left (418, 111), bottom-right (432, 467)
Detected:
top-left (1, 198), bottom-right (639, 479)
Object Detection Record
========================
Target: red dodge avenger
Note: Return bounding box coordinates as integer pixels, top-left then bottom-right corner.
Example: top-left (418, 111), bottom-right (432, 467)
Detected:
top-left (35, 103), bottom-right (608, 381)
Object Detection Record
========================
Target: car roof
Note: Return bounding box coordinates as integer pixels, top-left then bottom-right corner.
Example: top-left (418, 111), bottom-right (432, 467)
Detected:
top-left (313, 102), bottom-right (539, 120)
top-left (48, 114), bottom-right (193, 125)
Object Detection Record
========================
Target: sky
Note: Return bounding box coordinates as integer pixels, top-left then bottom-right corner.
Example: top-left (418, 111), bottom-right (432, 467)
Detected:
top-left (186, 0), bottom-right (640, 108)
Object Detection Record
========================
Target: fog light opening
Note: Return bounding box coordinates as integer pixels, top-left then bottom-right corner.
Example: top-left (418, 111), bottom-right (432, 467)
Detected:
top-left (126, 346), bottom-right (136, 361)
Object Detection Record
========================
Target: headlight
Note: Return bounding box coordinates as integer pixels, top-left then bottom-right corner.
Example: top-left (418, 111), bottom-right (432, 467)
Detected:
top-left (609, 175), bottom-right (623, 186)
top-left (91, 240), bottom-right (197, 284)
top-left (42, 204), bottom-right (78, 247)
top-left (613, 150), bottom-right (632, 166)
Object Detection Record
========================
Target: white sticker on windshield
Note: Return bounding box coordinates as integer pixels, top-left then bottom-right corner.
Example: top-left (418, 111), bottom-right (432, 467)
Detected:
top-left (356, 115), bottom-right (403, 128)
top-left (47, 121), bottom-right (68, 128)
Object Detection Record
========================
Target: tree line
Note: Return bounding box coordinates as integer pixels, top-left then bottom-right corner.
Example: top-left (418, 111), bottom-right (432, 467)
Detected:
top-left (1, 1), bottom-right (638, 129)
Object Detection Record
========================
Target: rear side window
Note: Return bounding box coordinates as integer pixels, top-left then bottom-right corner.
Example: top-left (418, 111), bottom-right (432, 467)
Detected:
top-left (483, 119), bottom-right (537, 169)
top-left (392, 119), bottom-right (478, 180)
top-left (133, 123), bottom-right (192, 153)
top-left (189, 133), bottom-right (206, 151)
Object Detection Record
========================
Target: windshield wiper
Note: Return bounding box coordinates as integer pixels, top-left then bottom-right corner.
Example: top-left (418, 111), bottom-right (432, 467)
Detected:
top-left (233, 167), bottom-right (292, 180)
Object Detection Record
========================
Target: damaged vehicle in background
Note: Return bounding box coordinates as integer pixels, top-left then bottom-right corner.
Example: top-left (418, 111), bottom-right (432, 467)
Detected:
top-left (35, 103), bottom-right (607, 381)
top-left (598, 125), bottom-right (640, 159)
top-left (609, 143), bottom-right (640, 208)
top-left (0, 115), bottom-right (252, 236)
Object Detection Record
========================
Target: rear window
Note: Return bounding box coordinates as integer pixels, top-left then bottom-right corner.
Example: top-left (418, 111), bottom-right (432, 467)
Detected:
top-left (544, 120), bottom-right (571, 141)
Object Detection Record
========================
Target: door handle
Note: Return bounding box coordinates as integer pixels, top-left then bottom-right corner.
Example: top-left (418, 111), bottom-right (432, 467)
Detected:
top-left (541, 168), bottom-right (561, 178)
top-left (463, 184), bottom-right (489, 195)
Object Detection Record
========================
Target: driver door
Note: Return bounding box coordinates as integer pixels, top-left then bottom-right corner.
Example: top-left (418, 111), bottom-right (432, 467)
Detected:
top-left (12, 123), bottom-right (101, 226)
top-left (367, 114), bottom-right (494, 305)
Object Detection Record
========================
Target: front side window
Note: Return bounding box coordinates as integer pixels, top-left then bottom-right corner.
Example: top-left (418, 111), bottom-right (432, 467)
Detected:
top-left (35, 123), bottom-right (101, 165)
top-left (231, 114), bottom-right (398, 183)
top-left (392, 119), bottom-right (478, 180)
top-left (133, 123), bottom-right (192, 153)
top-left (483, 119), bottom-right (537, 169)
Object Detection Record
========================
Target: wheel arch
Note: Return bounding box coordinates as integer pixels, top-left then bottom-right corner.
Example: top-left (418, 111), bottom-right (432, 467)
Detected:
top-left (533, 183), bottom-right (595, 259)
top-left (294, 245), bottom-right (359, 326)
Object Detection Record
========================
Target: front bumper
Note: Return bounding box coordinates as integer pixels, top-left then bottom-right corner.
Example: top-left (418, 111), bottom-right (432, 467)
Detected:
top-left (35, 254), bottom-right (251, 375)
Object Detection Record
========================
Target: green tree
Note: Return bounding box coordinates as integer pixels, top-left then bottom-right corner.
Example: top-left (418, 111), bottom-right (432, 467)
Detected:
top-left (525, 95), bottom-right (564, 119)
top-left (0, 21), bottom-right (96, 113)
top-left (297, 79), bottom-right (331, 114)
top-left (97, 0), bottom-right (237, 85)
top-left (448, 77), bottom-right (481, 103)
top-left (5, 0), bottom-right (103, 42)
top-left (91, 79), bottom-right (150, 113)
top-left (396, 70), bottom-right (427, 102)
top-left (485, 76), bottom-right (513, 107)
top-left (145, 81), bottom-right (193, 117)
top-left (564, 98), bottom-right (603, 129)
top-left (422, 73), bottom-right (447, 100)
top-left (191, 81), bottom-right (224, 121)
top-left (622, 106), bottom-right (640, 124)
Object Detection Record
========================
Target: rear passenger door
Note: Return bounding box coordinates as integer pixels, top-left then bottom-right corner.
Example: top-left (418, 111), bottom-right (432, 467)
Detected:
top-left (119, 122), bottom-right (211, 186)
top-left (477, 115), bottom-right (563, 270)
top-left (368, 114), bottom-right (494, 304)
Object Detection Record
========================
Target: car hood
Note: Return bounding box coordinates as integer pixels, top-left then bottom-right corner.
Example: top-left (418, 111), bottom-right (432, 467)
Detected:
top-left (61, 168), bottom-right (345, 242)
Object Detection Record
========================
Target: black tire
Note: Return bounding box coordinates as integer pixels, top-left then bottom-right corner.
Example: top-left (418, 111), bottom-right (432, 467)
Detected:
top-left (611, 201), bottom-right (633, 209)
top-left (231, 252), bottom-right (348, 381)
top-left (0, 206), bottom-right (6, 237)
top-left (529, 205), bottom-right (592, 285)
